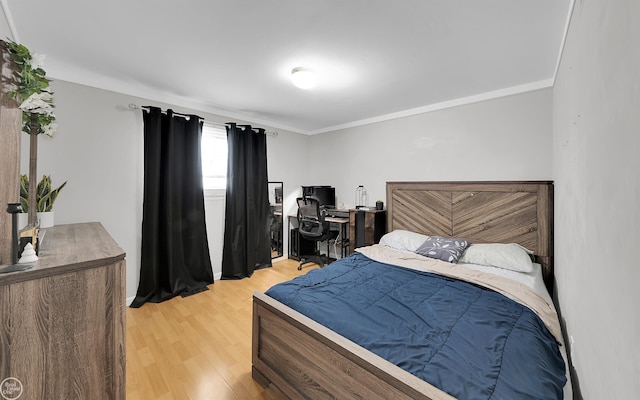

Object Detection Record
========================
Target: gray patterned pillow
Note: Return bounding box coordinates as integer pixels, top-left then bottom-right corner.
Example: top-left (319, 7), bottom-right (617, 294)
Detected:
top-left (415, 236), bottom-right (471, 263)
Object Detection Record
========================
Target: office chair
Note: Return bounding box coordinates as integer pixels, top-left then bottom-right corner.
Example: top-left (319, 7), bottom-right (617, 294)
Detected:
top-left (296, 197), bottom-right (336, 271)
top-left (269, 204), bottom-right (283, 257)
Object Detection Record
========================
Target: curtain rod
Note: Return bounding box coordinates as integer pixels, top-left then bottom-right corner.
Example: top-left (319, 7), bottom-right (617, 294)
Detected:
top-left (128, 103), bottom-right (278, 137)
top-left (129, 104), bottom-right (203, 121)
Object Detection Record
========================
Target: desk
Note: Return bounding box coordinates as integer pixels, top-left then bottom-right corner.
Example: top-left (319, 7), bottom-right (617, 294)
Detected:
top-left (325, 216), bottom-right (350, 258)
top-left (288, 214), bottom-right (350, 260)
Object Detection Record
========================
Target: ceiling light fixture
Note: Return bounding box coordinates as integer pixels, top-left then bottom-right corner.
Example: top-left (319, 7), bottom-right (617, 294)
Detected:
top-left (290, 67), bottom-right (317, 89)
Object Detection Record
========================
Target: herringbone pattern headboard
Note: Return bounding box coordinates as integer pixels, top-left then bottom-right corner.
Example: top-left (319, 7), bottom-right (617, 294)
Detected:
top-left (386, 181), bottom-right (554, 288)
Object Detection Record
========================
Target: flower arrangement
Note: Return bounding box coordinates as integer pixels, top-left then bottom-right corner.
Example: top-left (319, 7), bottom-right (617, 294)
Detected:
top-left (5, 39), bottom-right (56, 136)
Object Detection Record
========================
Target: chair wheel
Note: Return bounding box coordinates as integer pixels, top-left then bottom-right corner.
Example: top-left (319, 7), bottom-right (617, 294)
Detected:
top-left (297, 265), bottom-right (302, 271)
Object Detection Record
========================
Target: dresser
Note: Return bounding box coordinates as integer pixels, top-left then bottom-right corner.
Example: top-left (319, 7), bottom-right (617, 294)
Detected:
top-left (0, 222), bottom-right (126, 400)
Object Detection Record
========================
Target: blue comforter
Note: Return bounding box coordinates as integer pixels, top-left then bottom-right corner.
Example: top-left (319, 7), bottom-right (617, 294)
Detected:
top-left (265, 252), bottom-right (566, 400)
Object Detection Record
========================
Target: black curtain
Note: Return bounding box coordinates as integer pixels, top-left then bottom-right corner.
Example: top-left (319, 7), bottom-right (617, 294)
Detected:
top-left (130, 107), bottom-right (214, 308)
top-left (221, 123), bottom-right (271, 279)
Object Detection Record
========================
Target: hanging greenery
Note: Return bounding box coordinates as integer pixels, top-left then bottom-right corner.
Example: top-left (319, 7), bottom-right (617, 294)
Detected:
top-left (5, 39), bottom-right (57, 136)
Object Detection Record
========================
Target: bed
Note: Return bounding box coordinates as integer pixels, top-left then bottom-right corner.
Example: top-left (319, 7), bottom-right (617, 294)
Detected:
top-left (252, 181), bottom-right (570, 399)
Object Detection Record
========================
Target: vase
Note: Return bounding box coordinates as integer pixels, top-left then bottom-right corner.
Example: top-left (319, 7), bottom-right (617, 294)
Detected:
top-left (17, 211), bottom-right (55, 229)
top-left (38, 211), bottom-right (54, 228)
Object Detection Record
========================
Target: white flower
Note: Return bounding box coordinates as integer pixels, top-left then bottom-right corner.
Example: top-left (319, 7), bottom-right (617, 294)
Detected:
top-left (30, 53), bottom-right (46, 70)
top-left (41, 121), bottom-right (57, 137)
top-left (19, 91), bottom-right (54, 114)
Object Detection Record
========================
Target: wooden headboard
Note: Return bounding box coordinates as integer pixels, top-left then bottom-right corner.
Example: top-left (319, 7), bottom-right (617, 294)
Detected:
top-left (386, 181), bottom-right (554, 289)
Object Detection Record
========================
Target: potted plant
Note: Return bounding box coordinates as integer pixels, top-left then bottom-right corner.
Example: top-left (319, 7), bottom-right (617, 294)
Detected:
top-left (6, 40), bottom-right (57, 227)
top-left (18, 175), bottom-right (67, 228)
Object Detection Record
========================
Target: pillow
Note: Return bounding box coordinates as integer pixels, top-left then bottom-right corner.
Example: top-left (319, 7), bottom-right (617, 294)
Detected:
top-left (458, 243), bottom-right (534, 273)
top-left (415, 236), bottom-right (470, 263)
top-left (379, 230), bottom-right (430, 253)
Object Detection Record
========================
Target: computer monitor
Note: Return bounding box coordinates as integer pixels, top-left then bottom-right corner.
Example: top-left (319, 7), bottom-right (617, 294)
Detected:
top-left (301, 186), bottom-right (336, 208)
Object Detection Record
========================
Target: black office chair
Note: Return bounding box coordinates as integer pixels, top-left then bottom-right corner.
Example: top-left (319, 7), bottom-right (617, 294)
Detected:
top-left (269, 204), bottom-right (282, 256)
top-left (296, 197), bottom-right (336, 271)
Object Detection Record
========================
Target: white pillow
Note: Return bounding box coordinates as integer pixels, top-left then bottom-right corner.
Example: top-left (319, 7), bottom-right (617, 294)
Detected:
top-left (458, 243), bottom-right (534, 273)
top-left (379, 230), bottom-right (430, 253)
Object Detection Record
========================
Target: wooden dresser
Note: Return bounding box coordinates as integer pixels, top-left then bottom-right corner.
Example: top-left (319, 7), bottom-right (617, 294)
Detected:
top-left (0, 222), bottom-right (126, 400)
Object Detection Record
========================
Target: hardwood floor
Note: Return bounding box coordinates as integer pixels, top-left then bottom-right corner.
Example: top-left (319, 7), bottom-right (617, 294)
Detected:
top-left (126, 259), bottom-right (315, 400)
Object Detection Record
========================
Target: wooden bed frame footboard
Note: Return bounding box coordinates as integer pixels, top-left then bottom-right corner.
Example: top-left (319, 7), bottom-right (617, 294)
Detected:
top-left (252, 291), bottom-right (454, 400)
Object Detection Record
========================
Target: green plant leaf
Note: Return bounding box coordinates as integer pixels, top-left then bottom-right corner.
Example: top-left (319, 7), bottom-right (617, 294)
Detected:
top-left (19, 175), bottom-right (29, 212)
top-left (6, 39), bottom-right (56, 136)
top-left (18, 174), bottom-right (67, 212)
top-left (45, 181), bottom-right (67, 212)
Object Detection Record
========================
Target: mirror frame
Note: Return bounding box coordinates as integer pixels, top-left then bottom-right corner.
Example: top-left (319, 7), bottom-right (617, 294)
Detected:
top-left (268, 181), bottom-right (284, 259)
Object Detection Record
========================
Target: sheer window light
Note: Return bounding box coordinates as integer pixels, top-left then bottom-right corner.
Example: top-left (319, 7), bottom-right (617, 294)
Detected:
top-left (201, 124), bottom-right (227, 197)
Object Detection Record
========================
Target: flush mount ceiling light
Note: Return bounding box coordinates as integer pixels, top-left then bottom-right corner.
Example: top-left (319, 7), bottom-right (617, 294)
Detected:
top-left (290, 67), bottom-right (318, 89)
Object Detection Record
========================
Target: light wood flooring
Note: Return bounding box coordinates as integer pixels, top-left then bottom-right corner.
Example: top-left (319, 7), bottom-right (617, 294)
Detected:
top-left (126, 259), bottom-right (315, 400)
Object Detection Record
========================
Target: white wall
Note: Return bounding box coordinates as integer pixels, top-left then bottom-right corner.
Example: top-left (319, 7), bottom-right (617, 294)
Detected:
top-left (553, 1), bottom-right (640, 398)
top-left (308, 89), bottom-right (553, 208)
top-left (0, 12), bottom-right (11, 39)
top-left (21, 80), bottom-right (307, 299)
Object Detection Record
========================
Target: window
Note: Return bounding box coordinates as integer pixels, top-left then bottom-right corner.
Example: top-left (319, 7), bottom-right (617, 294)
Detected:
top-left (201, 124), bottom-right (227, 197)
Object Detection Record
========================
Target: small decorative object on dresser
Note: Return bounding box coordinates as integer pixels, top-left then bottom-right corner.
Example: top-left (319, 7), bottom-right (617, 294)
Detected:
top-left (17, 242), bottom-right (37, 263)
top-left (376, 200), bottom-right (384, 210)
